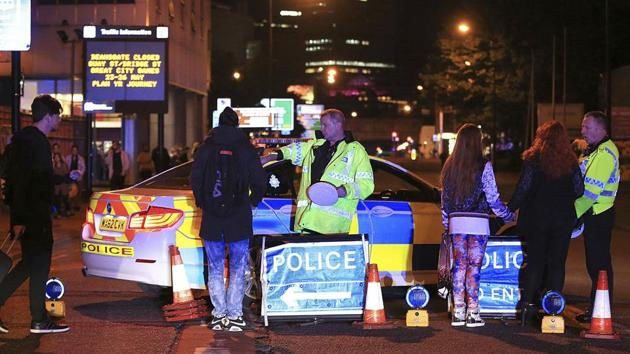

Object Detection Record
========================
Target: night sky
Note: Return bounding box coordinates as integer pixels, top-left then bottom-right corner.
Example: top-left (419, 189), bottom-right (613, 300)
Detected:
top-left (215, 0), bottom-right (630, 112)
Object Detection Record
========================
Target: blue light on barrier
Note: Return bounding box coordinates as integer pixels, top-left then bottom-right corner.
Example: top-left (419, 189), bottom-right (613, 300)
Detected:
top-left (541, 290), bottom-right (565, 315)
top-left (406, 285), bottom-right (430, 309)
top-left (45, 278), bottom-right (65, 300)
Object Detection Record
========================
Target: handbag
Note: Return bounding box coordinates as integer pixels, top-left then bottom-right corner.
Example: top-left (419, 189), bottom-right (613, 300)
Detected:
top-left (0, 232), bottom-right (17, 284)
top-left (437, 231), bottom-right (452, 299)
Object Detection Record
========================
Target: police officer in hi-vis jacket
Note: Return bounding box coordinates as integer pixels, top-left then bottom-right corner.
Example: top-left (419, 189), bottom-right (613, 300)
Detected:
top-left (575, 111), bottom-right (620, 323)
top-left (260, 108), bottom-right (374, 234)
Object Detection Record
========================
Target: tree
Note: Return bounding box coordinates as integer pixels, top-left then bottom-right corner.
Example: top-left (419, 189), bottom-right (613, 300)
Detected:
top-left (421, 29), bottom-right (529, 136)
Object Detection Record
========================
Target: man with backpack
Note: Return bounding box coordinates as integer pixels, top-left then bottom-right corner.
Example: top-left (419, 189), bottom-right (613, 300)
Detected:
top-left (191, 107), bottom-right (267, 331)
top-left (0, 95), bottom-right (69, 334)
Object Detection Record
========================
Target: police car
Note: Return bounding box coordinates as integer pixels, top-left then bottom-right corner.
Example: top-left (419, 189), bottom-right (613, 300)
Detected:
top-left (80, 156), bottom-right (443, 296)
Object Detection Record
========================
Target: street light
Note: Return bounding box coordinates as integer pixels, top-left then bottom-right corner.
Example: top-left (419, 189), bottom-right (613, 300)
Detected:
top-left (457, 22), bottom-right (470, 34)
top-left (233, 71), bottom-right (241, 80)
top-left (326, 68), bottom-right (337, 84)
top-left (416, 84), bottom-right (424, 91)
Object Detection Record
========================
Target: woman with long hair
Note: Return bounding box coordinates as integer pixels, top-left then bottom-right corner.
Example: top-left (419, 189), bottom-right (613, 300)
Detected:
top-left (509, 120), bottom-right (584, 325)
top-left (441, 124), bottom-right (514, 327)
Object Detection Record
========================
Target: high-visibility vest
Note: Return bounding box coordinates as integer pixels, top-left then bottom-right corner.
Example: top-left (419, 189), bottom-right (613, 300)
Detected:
top-left (575, 139), bottom-right (620, 218)
top-left (279, 139), bottom-right (374, 234)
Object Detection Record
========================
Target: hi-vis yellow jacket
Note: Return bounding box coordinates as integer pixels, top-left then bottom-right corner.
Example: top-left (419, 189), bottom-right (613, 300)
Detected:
top-left (279, 138), bottom-right (374, 234)
top-left (575, 139), bottom-right (620, 218)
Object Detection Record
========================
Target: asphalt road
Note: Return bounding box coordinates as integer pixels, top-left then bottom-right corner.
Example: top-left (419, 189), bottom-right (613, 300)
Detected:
top-left (0, 158), bottom-right (628, 353)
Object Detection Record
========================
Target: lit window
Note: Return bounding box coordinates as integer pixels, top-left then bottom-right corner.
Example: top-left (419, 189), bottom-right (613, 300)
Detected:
top-left (305, 60), bottom-right (394, 69)
top-left (305, 39), bottom-right (332, 45)
top-left (280, 10), bottom-right (302, 17)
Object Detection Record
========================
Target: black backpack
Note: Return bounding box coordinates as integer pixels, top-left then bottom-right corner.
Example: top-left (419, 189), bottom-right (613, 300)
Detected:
top-left (205, 143), bottom-right (241, 216)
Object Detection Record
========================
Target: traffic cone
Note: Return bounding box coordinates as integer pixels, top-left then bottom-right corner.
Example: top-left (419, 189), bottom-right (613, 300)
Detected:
top-left (580, 270), bottom-right (620, 340)
top-left (162, 245), bottom-right (208, 321)
top-left (353, 263), bottom-right (396, 329)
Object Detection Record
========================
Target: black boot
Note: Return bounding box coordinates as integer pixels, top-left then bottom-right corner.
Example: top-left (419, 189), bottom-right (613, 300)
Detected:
top-left (520, 303), bottom-right (537, 326)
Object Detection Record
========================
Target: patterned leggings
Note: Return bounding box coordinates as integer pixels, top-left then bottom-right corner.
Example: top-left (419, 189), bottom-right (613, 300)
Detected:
top-left (451, 233), bottom-right (489, 311)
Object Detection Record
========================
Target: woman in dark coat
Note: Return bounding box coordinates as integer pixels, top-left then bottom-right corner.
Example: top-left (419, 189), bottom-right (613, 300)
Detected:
top-left (509, 120), bottom-right (584, 325)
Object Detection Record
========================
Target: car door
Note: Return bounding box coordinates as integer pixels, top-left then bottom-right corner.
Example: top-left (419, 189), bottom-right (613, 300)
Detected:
top-left (359, 159), bottom-right (442, 286)
top-left (255, 160), bottom-right (299, 235)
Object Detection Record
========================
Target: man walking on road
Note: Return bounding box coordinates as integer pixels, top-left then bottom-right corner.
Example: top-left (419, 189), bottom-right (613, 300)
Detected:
top-left (574, 111), bottom-right (620, 323)
top-left (0, 95), bottom-right (70, 334)
top-left (260, 108), bottom-right (374, 234)
top-left (191, 107), bottom-right (267, 331)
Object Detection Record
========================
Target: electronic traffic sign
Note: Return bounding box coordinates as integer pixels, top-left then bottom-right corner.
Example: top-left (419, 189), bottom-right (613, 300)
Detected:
top-left (0, 0), bottom-right (30, 51)
top-left (83, 26), bottom-right (168, 114)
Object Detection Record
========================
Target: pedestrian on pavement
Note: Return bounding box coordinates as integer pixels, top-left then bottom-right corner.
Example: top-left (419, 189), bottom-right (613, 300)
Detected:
top-left (52, 152), bottom-right (72, 217)
top-left (191, 107), bottom-right (267, 332)
top-left (0, 94), bottom-right (70, 334)
top-left (260, 108), bottom-right (374, 234)
top-left (574, 111), bottom-right (620, 323)
top-left (508, 120), bottom-right (584, 326)
top-left (136, 145), bottom-right (155, 181)
top-left (105, 141), bottom-right (130, 190)
top-left (64, 144), bottom-right (85, 209)
top-left (151, 146), bottom-right (170, 173)
top-left (440, 123), bottom-right (514, 328)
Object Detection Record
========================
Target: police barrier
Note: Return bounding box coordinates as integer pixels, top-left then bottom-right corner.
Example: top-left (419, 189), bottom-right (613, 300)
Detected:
top-left (260, 234), bottom-right (368, 325)
top-left (479, 236), bottom-right (525, 318)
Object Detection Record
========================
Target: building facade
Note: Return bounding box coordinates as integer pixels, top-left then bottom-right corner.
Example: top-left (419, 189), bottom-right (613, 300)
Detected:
top-left (0, 0), bottom-right (211, 184)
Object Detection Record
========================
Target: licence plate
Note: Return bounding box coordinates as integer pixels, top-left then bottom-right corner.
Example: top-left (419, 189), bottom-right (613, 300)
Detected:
top-left (100, 216), bottom-right (127, 232)
top-left (81, 242), bottom-right (134, 257)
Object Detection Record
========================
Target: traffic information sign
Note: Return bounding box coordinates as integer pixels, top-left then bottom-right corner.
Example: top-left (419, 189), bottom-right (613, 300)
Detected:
top-left (83, 26), bottom-right (168, 114)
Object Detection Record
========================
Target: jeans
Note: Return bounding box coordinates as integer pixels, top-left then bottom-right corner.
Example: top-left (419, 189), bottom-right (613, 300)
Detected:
top-left (0, 224), bottom-right (53, 322)
top-left (203, 237), bottom-right (249, 318)
top-left (451, 233), bottom-right (489, 312)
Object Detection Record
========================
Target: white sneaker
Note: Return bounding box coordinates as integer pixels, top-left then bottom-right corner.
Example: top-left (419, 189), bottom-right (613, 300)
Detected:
top-left (465, 310), bottom-right (485, 328)
top-left (451, 308), bottom-right (466, 327)
top-left (225, 316), bottom-right (247, 332)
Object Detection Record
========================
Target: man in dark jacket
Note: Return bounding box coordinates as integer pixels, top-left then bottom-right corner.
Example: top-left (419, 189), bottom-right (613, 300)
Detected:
top-left (0, 95), bottom-right (69, 334)
top-left (191, 107), bottom-right (266, 332)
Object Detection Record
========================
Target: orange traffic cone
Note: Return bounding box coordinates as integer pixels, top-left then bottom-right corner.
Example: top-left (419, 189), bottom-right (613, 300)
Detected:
top-left (580, 270), bottom-right (620, 340)
top-left (353, 263), bottom-right (396, 329)
top-left (162, 245), bottom-right (208, 322)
